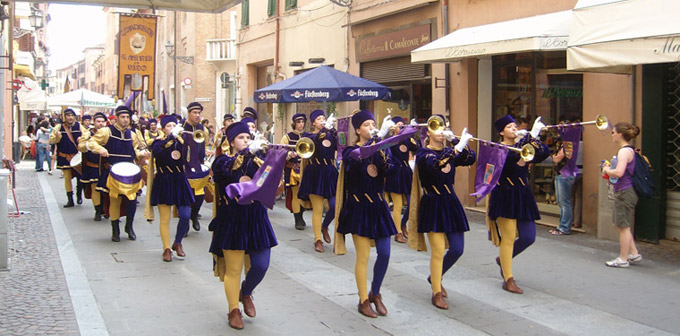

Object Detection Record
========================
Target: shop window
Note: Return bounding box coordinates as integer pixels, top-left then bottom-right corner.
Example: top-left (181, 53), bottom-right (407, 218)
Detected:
top-left (241, 0), bottom-right (249, 28)
top-left (492, 52), bottom-right (583, 211)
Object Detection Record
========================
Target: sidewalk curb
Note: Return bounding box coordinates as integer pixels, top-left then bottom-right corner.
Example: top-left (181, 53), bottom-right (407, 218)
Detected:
top-left (39, 173), bottom-right (109, 336)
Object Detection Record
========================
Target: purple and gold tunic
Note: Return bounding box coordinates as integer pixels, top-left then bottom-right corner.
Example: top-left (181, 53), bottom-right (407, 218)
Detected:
top-left (297, 128), bottom-right (338, 200)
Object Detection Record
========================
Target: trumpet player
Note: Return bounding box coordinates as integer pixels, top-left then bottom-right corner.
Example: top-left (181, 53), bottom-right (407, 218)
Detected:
top-left (144, 118), bottom-right (161, 146)
top-left (487, 115), bottom-right (549, 294)
top-left (297, 110), bottom-right (338, 253)
top-left (77, 112), bottom-right (107, 221)
top-left (215, 114), bottom-right (235, 155)
top-left (409, 117), bottom-right (476, 310)
top-left (208, 121), bottom-right (277, 330)
top-left (147, 116), bottom-right (195, 262)
top-left (180, 102), bottom-right (214, 233)
top-left (49, 108), bottom-right (83, 208)
top-left (281, 113), bottom-right (310, 230)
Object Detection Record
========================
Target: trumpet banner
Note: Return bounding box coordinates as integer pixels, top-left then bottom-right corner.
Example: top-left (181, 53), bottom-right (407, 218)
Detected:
top-left (470, 143), bottom-right (509, 202)
top-left (557, 126), bottom-right (582, 177)
top-left (225, 148), bottom-right (287, 209)
top-left (336, 117), bottom-right (350, 161)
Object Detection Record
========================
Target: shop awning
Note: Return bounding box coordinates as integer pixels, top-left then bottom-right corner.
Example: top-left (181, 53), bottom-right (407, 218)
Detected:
top-left (411, 10), bottom-right (572, 64)
top-left (567, 0), bottom-right (680, 73)
top-left (13, 64), bottom-right (35, 80)
top-left (16, 0), bottom-right (242, 13)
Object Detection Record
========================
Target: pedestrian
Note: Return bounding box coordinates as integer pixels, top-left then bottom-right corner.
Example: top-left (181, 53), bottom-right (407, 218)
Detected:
top-left (383, 116), bottom-right (419, 243)
top-left (335, 110), bottom-right (396, 318)
top-left (297, 109), bottom-right (338, 252)
top-left (280, 113), bottom-right (310, 230)
top-left (146, 115), bottom-right (194, 262)
top-left (208, 121), bottom-right (277, 330)
top-left (487, 115), bottom-right (549, 294)
top-left (35, 120), bottom-right (52, 174)
top-left (602, 122), bottom-right (642, 268)
top-left (409, 118), bottom-right (475, 309)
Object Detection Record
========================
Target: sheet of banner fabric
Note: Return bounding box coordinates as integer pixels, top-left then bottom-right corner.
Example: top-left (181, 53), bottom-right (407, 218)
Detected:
top-left (470, 143), bottom-right (509, 202)
top-left (557, 126), bottom-right (582, 177)
top-left (225, 147), bottom-right (287, 209)
top-left (336, 116), bottom-right (350, 161)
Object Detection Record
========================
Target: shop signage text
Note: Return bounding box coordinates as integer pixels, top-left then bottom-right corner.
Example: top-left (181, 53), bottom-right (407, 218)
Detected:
top-left (541, 87), bottom-right (583, 98)
top-left (357, 24), bottom-right (431, 62)
top-left (654, 37), bottom-right (680, 59)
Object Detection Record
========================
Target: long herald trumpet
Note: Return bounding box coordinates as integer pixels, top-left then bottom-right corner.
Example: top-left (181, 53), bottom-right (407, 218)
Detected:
top-left (260, 137), bottom-right (315, 159)
top-left (393, 115), bottom-right (448, 134)
top-left (447, 130), bottom-right (536, 161)
top-left (541, 114), bottom-right (609, 131)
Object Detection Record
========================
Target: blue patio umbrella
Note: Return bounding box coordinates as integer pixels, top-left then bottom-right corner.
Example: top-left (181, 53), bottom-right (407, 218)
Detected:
top-left (253, 65), bottom-right (390, 103)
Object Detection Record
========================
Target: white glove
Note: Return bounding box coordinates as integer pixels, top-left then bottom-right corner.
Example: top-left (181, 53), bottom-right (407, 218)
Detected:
top-left (454, 128), bottom-right (473, 153)
top-left (530, 117), bottom-right (545, 138)
top-left (324, 113), bottom-right (336, 130)
top-left (442, 130), bottom-right (455, 142)
top-left (515, 129), bottom-right (528, 138)
top-left (377, 115), bottom-right (395, 138)
top-left (410, 118), bottom-right (418, 126)
top-left (132, 114), bottom-right (138, 122)
top-left (369, 128), bottom-right (379, 138)
top-left (252, 130), bottom-right (266, 141)
top-left (171, 125), bottom-right (184, 137)
top-left (248, 137), bottom-right (266, 155)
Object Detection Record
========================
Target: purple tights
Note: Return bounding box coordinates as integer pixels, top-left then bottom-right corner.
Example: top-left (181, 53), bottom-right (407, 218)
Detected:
top-left (241, 248), bottom-right (271, 296)
top-left (370, 236), bottom-right (391, 296)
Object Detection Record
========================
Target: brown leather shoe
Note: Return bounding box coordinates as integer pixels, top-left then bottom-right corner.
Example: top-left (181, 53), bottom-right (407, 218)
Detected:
top-left (172, 243), bottom-right (186, 258)
top-left (431, 291), bottom-right (449, 310)
top-left (240, 294), bottom-right (256, 317)
top-left (162, 248), bottom-right (172, 262)
top-left (401, 224), bottom-right (408, 238)
top-left (427, 276), bottom-right (447, 298)
top-left (368, 292), bottom-right (388, 316)
top-left (357, 299), bottom-right (378, 318)
top-left (228, 308), bottom-right (244, 330)
top-left (314, 240), bottom-right (324, 253)
top-left (321, 228), bottom-right (331, 244)
top-left (394, 233), bottom-right (406, 243)
top-left (502, 277), bottom-right (523, 294)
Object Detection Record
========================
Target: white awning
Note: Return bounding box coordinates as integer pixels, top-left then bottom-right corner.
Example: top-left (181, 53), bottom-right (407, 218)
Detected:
top-left (14, 0), bottom-right (242, 13)
top-left (411, 10), bottom-right (571, 64)
top-left (567, 0), bottom-right (680, 72)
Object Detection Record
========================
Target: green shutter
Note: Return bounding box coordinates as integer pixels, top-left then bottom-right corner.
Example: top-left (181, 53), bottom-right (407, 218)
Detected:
top-left (285, 0), bottom-right (297, 10)
top-left (267, 0), bottom-right (276, 17)
top-left (241, 0), bottom-right (250, 27)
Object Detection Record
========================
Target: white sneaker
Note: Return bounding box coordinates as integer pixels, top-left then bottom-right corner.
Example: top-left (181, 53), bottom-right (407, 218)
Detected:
top-left (605, 257), bottom-right (629, 268)
top-left (628, 254), bottom-right (642, 263)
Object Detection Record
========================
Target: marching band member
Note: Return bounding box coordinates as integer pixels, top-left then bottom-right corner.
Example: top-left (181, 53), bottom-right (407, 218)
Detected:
top-left (74, 114), bottom-right (93, 205)
top-left (382, 116), bottom-right (419, 243)
top-left (179, 102), bottom-right (214, 233)
top-left (335, 110), bottom-right (396, 318)
top-left (209, 121), bottom-right (277, 330)
top-left (144, 118), bottom-right (161, 146)
top-left (298, 110), bottom-right (338, 253)
top-left (49, 108), bottom-right (83, 208)
top-left (77, 112), bottom-right (107, 221)
top-left (147, 115), bottom-right (195, 262)
top-left (88, 105), bottom-right (149, 242)
top-left (408, 118), bottom-right (476, 310)
top-left (215, 114), bottom-right (235, 155)
top-left (241, 106), bottom-right (257, 121)
top-left (280, 113), bottom-right (310, 230)
top-left (241, 117), bottom-right (257, 134)
top-left (487, 115), bottom-right (549, 294)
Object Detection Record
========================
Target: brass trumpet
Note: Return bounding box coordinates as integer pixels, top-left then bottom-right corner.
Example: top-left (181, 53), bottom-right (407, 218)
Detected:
top-left (262, 137), bottom-right (315, 159)
top-left (180, 129), bottom-right (207, 143)
top-left (542, 114), bottom-right (609, 131)
top-left (395, 115), bottom-right (447, 134)
top-left (447, 131), bottom-right (536, 161)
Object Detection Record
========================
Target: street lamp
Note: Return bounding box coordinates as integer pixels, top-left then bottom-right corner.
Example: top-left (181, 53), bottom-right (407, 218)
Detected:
top-left (29, 8), bottom-right (43, 30)
top-left (165, 40), bottom-right (194, 65)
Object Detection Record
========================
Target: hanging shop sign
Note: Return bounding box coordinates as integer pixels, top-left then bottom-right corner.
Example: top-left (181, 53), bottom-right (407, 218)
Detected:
top-left (356, 23), bottom-right (431, 63)
top-left (117, 13), bottom-right (157, 99)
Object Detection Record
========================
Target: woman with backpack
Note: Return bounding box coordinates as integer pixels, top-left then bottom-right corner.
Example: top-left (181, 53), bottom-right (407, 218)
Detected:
top-left (602, 122), bottom-right (642, 268)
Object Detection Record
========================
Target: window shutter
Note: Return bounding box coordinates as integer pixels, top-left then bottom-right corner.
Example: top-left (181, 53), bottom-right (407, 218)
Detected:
top-left (241, 0), bottom-right (250, 28)
top-left (267, 0), bottom-right (276, 17)
top-left (285, 0), bottom-right (297, 10)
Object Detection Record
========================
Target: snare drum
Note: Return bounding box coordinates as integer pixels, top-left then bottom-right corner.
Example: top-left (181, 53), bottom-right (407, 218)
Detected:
top-left (107, 162), bottom-right (143, 200)
top-left (70, 152), bottom-right (83, 175)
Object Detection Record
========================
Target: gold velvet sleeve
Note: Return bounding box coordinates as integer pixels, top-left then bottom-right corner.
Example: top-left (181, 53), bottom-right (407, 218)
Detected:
top-left (48, 124), bottom-right (62, 144)
top-left (87, 127), bottom-right (111, 154)
top-left (133, 129), bottom-right (146, 158)
top-left (77, 130), bottom-right (91, 152)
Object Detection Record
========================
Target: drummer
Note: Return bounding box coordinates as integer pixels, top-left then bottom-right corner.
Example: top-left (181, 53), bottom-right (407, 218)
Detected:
top-left (88, 105), bottom-right (150, 242)
top-left (74, 114), bottom-right (93, 205)
top-left (49, 108), bottom-right (83, 208)
top-left (77, 112), bottom-right (107, 221)
top-left (180, 102), bottom-right (214, 233)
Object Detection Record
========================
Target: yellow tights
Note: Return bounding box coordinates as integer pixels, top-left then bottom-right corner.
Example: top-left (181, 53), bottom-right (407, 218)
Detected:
top-left (158, 205), bottom-right (172, 250)
top-left (309, 194), bottom-right (325, 242)
top-left (427, 232), bottom-right (446, 294)
top-left (389, 193), bottom-right (404, 234)
top-left (497, 217), bottom-right (517, 281)
top-left (352, 234), bottom-right (371, 302)
top-left (109, 196), bottom-right (122, 221)
top-left (291, 185), bottom-right (302, 213)
top-left (91, 184), bottom-right (100, 206)
top-left (63, 169), bottom-right (73, 192)
top-left (223, 249), bottom-right (245, 311)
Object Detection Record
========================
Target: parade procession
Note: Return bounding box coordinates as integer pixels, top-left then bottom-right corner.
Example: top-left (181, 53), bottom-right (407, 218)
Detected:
top-left (2, 1), bottom-right (680, 335)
